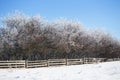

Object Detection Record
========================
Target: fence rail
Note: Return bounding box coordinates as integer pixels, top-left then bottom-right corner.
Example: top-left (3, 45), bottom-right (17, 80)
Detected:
top-left (0, 58), bottom-right (120, 68)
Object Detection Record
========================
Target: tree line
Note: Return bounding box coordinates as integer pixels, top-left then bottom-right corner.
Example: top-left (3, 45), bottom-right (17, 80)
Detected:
top-left (0, 12), bottom-right (120, 60)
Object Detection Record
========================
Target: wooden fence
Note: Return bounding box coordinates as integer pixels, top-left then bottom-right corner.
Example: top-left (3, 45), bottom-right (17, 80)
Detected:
top-left (27, 60), bottom-right (48, 68)
top-left (0, 58), bottom-right (120, 68)
top-left (0, 60), bottom-right (25, 68)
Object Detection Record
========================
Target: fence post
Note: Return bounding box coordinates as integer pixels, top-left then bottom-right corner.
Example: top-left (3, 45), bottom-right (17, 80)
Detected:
top-left (15, 61), bottom-right (17, 68)
top-left (66, 58), bottom-right (67, 66)
top-left (25, 60), bottom-right (28, 68)
top-left (82, 58), bottom-right (84, 64)
top-left (47, 59), bottom-right (49, 67)
top-left (7, 60), bottom-right (11, 68)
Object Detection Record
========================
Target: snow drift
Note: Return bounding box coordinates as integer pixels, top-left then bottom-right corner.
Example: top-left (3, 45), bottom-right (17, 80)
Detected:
top-left (0, 61), bottom-right (120, 80)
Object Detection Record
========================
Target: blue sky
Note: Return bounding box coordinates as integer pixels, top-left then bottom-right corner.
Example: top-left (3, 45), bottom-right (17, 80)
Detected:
top-left (0, 0), bottom-right (120, 39)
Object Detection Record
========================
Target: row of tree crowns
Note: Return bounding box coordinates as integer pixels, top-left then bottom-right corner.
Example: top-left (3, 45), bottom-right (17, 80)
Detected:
top-left (0, 12), bottom-right (120, 60)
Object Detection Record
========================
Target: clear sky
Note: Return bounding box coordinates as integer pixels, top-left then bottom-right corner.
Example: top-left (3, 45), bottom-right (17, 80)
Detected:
top-left (0, 0), bottom-right (120, 39)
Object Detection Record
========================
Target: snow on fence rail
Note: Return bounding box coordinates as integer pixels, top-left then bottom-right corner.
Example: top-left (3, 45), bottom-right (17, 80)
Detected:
top-left (0, 58), bottom-right (120, 68)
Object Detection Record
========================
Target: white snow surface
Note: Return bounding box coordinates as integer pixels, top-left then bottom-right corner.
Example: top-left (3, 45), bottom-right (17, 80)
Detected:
top-left (0, 61), bottom-right (120, 80)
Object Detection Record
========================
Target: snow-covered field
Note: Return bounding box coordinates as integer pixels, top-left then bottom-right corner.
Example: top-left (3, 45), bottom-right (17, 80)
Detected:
top-left (0, 61), bottom-right (120, 80)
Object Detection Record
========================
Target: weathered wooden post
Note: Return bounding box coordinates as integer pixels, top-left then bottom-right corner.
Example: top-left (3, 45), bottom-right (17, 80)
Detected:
top-left (66, 58), bottom-right (68, 66)
top-left (25, 60), bottom-right (28, 68)
top-left (47, 59), bottom-right (49, 67)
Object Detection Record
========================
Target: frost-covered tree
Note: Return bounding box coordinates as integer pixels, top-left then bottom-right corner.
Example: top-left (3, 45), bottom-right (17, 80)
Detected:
top-left (0, 12), bottom-right (120, 60)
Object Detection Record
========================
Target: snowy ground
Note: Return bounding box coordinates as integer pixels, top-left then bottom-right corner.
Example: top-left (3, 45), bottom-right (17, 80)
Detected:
top-left (0, 61), bottom-right (120, 80)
